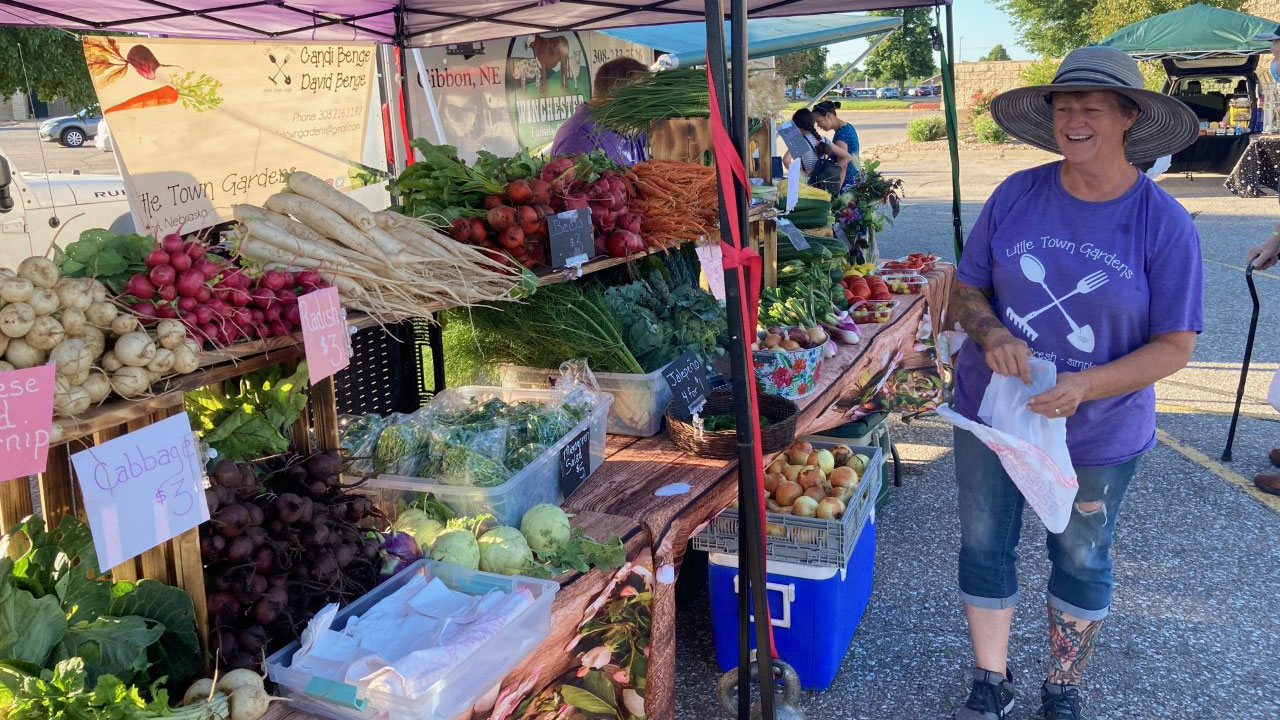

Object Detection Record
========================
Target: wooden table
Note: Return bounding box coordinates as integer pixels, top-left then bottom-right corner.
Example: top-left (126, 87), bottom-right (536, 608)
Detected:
top-left (265, 264), bottom-right (955, 720)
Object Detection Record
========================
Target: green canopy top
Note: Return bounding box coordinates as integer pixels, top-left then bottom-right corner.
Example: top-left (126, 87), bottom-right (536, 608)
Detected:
top-left (1095, 4), bottom-right (1278, 60)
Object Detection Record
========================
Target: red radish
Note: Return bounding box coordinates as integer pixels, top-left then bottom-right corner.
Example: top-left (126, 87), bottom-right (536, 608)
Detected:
top-left (268, 321), bottom-right (290, 337)
top-left (282, 305), bottom-right (301, 326)
top-left (145, 249), bottom-right (170, 268)
top-left (169, 252), bottom-right (192, 272)
top-left (155, 302), bottom-right (177, 319)
top-left (195, 259), bottom-right (221, 279)
top-left (178, 296), bottom-right (198, 313)
top-left (261, 270), bottom-right (287, 291)
top-left (131, 301), bottom-right (157, 320)
top-left (213, 286), bottom-right (231, 302)
top-left (482, 195), bottom-right (505, 210)
top-left (264, 305), bottom-right (282, 323)
top-left (276, 288), bottom-right (298, 304)
top-left (506, 179), bottom-right (533, 204)
top-left (195, 285), bottom-right (211, 303)
top-left (162, 233), bottom-right (184, 254)
top-left (195, 306), bottom-right (214, 325)
top-left (468, 218), bottom-right (487, 244)
top-left (250, 308), bottom-right (266, 326)
top-left (149, 264), bottom-right (176, 287)
top-left (176, 269), bottom-right (205, 297)
top-left (184, 241), bottom-right (205, 260)
top-left (125, 273), bottom-right (155, 299)
top-left (486, 205), bottom-right (517, 231)
top-left (198, 322), bottom-right (218, 341)
top-left (157, 284), bottom-right (178, 301)
top-left (227, 288), bottom-right (251, 308)
top-left (296, 270), bottom-right (322, 288)
top-left (250, 288), bottom-right (275, 310)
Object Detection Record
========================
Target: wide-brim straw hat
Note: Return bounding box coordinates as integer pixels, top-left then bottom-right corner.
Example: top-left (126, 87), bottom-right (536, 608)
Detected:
top-left (988, 45), bottom-right (1199, 162)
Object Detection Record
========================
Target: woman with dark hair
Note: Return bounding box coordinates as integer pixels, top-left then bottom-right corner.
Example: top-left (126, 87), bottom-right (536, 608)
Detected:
top-left (781, 107), bottom-right (851, 193)
top-left (813, 100), bottom-right (860, 189)
top-left (550, 57), bottom-right (650, 164)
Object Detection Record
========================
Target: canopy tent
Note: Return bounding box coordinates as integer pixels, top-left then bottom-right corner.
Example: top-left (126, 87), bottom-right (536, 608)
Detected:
top-left (1095, 3), bottom-right (1276, 60)
top-left (598, 12), bottom-right (901, 68)
top-left (0, 0), bottom-right (937, 46)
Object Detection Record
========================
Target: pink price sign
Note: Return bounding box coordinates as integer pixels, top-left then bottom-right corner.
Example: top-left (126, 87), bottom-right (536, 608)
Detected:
top-left (299, 287), bottom-right (350, 384)
top-left (0, 365), bottom-right (56, 481)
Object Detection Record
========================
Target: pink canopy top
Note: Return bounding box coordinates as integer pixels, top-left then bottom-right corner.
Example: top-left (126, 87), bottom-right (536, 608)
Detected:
top-left (0, 0), bottom-right (948, 46)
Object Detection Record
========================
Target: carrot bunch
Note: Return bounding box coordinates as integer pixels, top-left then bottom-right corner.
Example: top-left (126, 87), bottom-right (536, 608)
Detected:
top-left (629, 160), bottom-right (720, 248)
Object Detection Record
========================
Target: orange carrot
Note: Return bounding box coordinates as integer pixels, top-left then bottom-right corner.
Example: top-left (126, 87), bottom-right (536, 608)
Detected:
top-left (106, 86), bottom-right (179, 113)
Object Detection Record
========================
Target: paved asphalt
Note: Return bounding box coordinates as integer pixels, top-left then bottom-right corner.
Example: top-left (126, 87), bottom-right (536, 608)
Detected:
top-left (675, 136), bottom-right (1280, 719)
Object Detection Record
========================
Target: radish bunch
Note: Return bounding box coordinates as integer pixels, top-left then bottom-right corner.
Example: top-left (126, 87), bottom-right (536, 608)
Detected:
top-left (121, 232), bottom-right (329, 347)
top-left (202, 452), bottom-right (384, 672)
top-left (540, 156), bottom-right (644, 259)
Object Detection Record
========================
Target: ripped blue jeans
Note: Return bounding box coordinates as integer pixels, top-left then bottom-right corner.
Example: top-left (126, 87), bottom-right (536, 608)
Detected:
top-left (953, 427), bottom-right (1140, 621)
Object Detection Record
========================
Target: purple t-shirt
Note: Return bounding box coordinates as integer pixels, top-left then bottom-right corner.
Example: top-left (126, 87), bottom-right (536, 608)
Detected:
top-left (953, 162), bottom-right (1204, 466)
top-left (549, 104), bottom-right (647, 165)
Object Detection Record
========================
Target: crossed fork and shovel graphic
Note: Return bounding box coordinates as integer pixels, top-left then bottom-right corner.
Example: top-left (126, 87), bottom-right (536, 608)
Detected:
top-left (1004, 254), bottom-right (1110, 353)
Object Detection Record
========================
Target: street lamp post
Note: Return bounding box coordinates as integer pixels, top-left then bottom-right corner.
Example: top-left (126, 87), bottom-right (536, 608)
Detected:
top-left (958, 36), bottom-right (964, 63)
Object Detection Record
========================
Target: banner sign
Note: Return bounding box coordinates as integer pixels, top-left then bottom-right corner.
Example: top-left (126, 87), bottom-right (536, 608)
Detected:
top-left (84, 36), bottom-right (376, 235)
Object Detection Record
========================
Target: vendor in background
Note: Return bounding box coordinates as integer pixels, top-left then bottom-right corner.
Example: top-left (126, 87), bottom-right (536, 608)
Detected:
top-left (781, 108), bottom-right (852, 194)
top-left (1245, 229), bottom-right (1280, 496)
top-left (947, 47), bottom-right (1201, 720)
top-left (812, 100), bottom-right (861, 190)
top-left (550, 57), bottom-right (650, 165)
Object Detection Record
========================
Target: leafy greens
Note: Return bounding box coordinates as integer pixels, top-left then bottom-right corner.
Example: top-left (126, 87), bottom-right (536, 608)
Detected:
top-left (185, 362), bottom-right (310, 462)
top-left (53, 229), bottom-right (155, 295)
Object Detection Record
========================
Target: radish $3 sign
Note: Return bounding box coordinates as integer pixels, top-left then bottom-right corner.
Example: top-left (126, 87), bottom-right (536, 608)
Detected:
top-left (299, 287), bottom-right (351, 384)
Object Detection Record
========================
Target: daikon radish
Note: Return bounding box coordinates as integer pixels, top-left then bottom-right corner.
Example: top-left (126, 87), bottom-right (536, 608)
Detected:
top-left (286, 170), bottom-right (377, 230)
top-left (264, 193), bottom-right (391, 264)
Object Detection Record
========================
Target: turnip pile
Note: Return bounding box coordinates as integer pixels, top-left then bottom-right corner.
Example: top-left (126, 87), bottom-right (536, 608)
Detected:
top-left (174, 668), bottom-right (284, 720)
top-left (118, 229), bottom-right (330, 348)
top-left (202, 451), bottom-right (390, 672)
top-left (0, 257), bottom-right (195, 418)
top-left (232, 171), bottom-right (526, 323)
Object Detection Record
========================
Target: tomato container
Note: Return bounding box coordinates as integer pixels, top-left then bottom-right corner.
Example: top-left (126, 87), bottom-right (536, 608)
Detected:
top-left (849, 300), bottom-right (899, 324)
top-left (879, 273), bottom-right (927, 295)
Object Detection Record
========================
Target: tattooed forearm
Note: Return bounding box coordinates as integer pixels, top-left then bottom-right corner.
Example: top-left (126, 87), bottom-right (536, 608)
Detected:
top-left (950, 282), bottom-right (1005, 348)
top-left (1047, 608), bottom-right (1104, 686)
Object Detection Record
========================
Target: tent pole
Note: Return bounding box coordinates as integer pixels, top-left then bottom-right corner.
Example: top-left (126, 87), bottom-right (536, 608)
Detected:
top-left (942, 2), bottom-right (964, 259)
top-left (806, 30), bottom-right (896, 108)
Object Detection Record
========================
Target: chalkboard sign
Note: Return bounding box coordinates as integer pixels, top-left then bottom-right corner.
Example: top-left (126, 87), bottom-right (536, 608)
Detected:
top-left (548, 208), bottom-right (593, 269)
top-left (778, 219), bottom-right (810, 251)
top-left (662, 350), bottom-right (709, 415)
top-left (559, 428), bottom-right (591, 496)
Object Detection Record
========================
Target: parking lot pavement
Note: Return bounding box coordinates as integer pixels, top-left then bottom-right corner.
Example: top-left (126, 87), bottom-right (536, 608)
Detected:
top-left (0, 120), bottom-right (120, 176)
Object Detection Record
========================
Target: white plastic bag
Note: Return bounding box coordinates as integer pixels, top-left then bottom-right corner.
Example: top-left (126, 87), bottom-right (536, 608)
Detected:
top-left (937, 358), bottom-right (1079, 533)
top-left (1268, 366), bottom-right (1280, 412)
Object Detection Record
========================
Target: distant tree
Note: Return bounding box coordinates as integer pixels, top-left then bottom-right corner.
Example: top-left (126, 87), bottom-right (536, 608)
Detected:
top-left (864, 9), bottom-right (938, 96)
top-left (981, 44), bottom-right (1013, 62)
top-left (0, 29), bottom-right (97, 109)
top-left (1089, 0), bottom-right (1245, 39)
top-left (776, 48), bottom-right (829, 92)
top-left (997, 0), bottom-right (1096, 57)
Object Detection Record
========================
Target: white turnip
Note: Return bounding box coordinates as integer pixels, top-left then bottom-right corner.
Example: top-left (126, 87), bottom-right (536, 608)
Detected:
top-left (0, 276), bottom-right (33, 303)
top-left (26, 315), bottom-right (65, 351)
top-left (0, 334), bottom-right (9, 357)
top-left (147, 347), bottom-right (175, 375)
top-left (82, 370), bottom-right (111, 404)
top-left (182, 677), bottom-right (215, 707)
top-left (227, 684), bottom-right (280, 720)
top-left (69, 326), bottom-right (105, 359)
top-left (110, 366), bottom-right (151, 397)
top-left (16, 257), bottom-right (57, 288)
top-left (110, 313), bottom-right (139, 337)
top-left (59, 307), bottom-right (88, 335)
top-left (54, 383), bottom-right (90, 416)
top-left (216, 668), bottom-right (264, 695)
top-left (0, 302), bottom-right (34, 338)
top-left (28, 287), bottom-right (58, 316)
top-left (115, 331), bottom-right (157, 367)
top-left (84, 301), bottom-right (117, 329)
top-left (51, 338), bottom-right (92, 381)
top-left (155, 318), bottom-right (187, 350)
top-left (4, 338), bottom-right (44, 368)
top-left (100, 350), bottom-right (123, 373)
top-left (173, 345), bottom-right (199, 374)
top-left (0, 360), bottom-right (15, 373)
top-left (55, 278), bottom-right (92, 310)
top-left (89, 279), bottom-right (108, 302)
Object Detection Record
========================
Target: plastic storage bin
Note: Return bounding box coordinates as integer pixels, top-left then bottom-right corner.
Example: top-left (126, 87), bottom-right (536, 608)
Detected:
top-left (804, 422), bottom-right (892, 498)
top-left (692, 444), bottom-right (882, 567)
top-left (497, 363), bottom-right (671, 437)
top-left (265, 559), bottom-right (558, 720)
top-left (708, 520), bottom-right (876, 690)
top-left (372, 387), bottom-right (611, 526)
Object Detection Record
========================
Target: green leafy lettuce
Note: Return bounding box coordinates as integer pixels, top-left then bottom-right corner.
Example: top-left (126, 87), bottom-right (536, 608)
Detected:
top-left (53, 229), bottom-right (155, 295)
top-left (185, 362), bottom-right (310, 462)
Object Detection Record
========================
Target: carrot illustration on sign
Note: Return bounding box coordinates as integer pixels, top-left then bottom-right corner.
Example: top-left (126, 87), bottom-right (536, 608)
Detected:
top-left (105, 71), bottom-right (224, 114)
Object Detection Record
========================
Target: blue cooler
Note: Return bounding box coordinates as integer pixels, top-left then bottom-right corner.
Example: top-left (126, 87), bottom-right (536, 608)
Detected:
top-left (708, 519), bottom-right (875, 690)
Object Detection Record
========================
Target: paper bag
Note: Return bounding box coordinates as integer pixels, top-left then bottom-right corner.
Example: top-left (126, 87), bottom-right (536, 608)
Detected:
top-left (938, 358), bottom-right (1078, 533)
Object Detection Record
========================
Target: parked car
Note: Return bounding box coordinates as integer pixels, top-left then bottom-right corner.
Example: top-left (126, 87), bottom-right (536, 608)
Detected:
top-left (856, 88), bottom-right (875, 98)
top-left (38, 109), bottom-right (101, 148)
top-left (876, 87), bottom-right (899, 99)
top-left (95, 119), bottom-right (113, 153)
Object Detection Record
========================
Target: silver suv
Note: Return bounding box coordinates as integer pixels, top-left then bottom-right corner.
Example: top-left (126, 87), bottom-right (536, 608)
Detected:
top-left (38, 109), bottom-right (101, 148)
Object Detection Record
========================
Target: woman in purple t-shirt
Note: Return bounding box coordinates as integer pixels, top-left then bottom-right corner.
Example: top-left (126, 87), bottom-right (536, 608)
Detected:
top-left (549, 57), bottom-right (650, 165)
top-left (947, 47), bottom-right (1203, 720)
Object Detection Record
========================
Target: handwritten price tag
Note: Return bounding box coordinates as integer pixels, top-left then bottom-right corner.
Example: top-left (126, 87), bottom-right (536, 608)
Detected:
top-left (70, 414), bottom-right (209, 572)
top-left (661, 350), bottom-right (709, 416)
top-left (559, 428), bottom-right (591, 497)
top-left (778, 219), bottom-right (810, 251)
top-left (548, 208), bottom-right (593, 270)
top-left (695, 242), bottom-right (726, 302)
top-left (299, 287), bottom-right (351, 385)
top-left (0, 365), bottom-right (56, 481)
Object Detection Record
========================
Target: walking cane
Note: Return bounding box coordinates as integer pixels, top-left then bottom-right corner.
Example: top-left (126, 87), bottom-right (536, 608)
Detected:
top-left (1223, 263), bottom-right (1259, 462)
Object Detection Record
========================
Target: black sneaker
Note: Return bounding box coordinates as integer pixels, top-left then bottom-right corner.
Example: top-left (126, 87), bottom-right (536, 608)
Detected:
top-left (1034, 682), bottom-right (1085, 720)
top-left (955, 667), bottom-right (1015, 719)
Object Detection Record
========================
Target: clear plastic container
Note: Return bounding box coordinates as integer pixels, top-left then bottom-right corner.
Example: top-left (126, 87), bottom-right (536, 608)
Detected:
top-left (371, 386), bottom-right (611, 525)
top-left (879, 273), bottom-right (927, 295)
top-left (265, 559), bottom-right (558, 720)
top-left (849, 300), bottom-right (900, 325)
top-left (497, 363), bottom-right (671, 437)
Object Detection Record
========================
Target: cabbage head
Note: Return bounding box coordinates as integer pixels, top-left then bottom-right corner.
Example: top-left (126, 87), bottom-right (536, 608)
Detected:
top-left (478, 526), bottom-right (534, 575)
top-left (394, 509), bottom-right (445, 550)
top-left (520, 503), bottom-right (571, 556)
top-left (429, 528), bottom-right (480, 570)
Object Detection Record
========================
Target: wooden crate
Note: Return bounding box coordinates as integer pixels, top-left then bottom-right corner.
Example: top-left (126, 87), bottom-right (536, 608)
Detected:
top-left (0, 349), bottom-right (346, 653)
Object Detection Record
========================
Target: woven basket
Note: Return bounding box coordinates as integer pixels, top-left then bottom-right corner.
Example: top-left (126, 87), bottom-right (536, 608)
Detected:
top-left (665, 390), bottom-right (798, 459)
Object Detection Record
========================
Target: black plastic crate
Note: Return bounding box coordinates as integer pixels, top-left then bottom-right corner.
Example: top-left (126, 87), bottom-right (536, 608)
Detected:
top-left (333, 318), bottom-right (434, 416)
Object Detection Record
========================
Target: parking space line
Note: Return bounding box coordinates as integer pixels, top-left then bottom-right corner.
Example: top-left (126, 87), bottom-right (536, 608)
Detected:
top-left (1155, 428), bottom-right (1280, 514)
top-left (1202, 257), bottom-right (1280, 280)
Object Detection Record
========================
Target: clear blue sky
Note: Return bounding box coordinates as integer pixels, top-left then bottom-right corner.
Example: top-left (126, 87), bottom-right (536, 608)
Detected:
top-left (827, 0), bottom-right (1032, 66)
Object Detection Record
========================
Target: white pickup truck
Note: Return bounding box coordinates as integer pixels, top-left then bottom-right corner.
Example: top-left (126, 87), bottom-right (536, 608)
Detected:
top-left (0, 154), bottom-right (135, 270)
